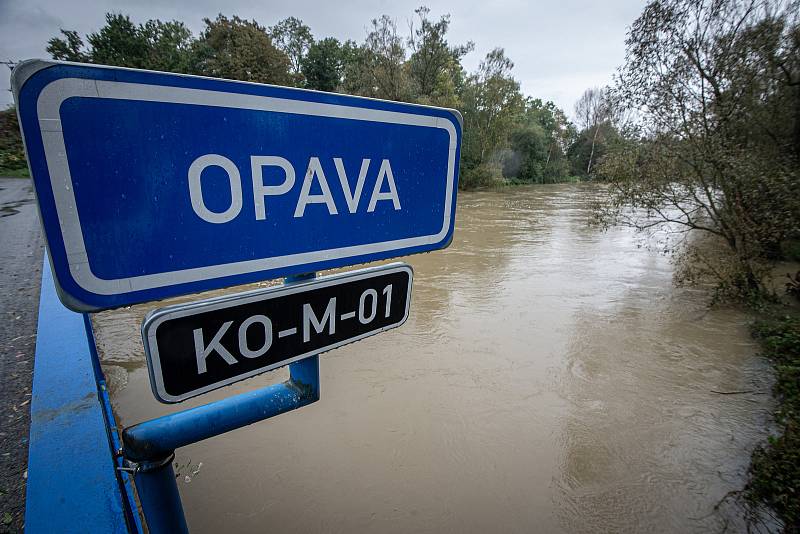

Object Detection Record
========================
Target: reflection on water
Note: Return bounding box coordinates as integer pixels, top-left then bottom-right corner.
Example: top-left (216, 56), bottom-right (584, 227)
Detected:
top-left (93, 184), bottom-right (773, 533)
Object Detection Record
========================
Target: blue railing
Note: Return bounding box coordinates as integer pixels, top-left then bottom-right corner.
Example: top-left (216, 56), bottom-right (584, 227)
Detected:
top-left (26, 262), bottom-right (320, 533)
top-left (25, 258), bottom-right (141, 533)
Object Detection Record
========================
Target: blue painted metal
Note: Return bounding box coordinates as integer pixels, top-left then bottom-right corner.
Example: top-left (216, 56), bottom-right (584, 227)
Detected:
top-left (123, 271), bottom-right (321, 532)
top-left (132, 456), bottom-right (188, 534)
top-left (122, 359), bottom-right (319, 532)
top-left (290, 355), bottom-right (320, 394)
top-left (13, 60), bottom-right (461, 311)
top-left (122, 363), bottom-right (319, 461)
top-left (97, 375), bottom-right (145, 534)
top-left (82, 313), bottom-right (144, 533)
top-left (26, 257), bottom-right (137, 533)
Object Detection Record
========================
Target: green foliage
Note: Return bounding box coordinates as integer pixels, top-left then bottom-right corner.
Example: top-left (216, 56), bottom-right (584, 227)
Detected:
top-left (193, 15), bottom-right (293, 85)
top-left (47, 13), bottom-right (293, 85)
top-left (0, 107), bottom-right (27, 175)
top-left (568, 122), bottom-right (620, 178)
top-left (269, 17), bottom-right (314, 84)
top-left (0, 167), bottom-right (30, 178)
top-left (504, 98), bottom-right (574, 183)
top-left (747, 314), bottom-right (800, 530)
top-left (363, 15), bottom-right (409, 101)
top-left (503, 123), bottom-right (547, 182)
top-left (48, 14), bottom-right (195, 73)
top-left (460, 164), bottom-right (502, 190)
top-left (568, 87), bottom-right (621, 177)
top-left (139, 20), bottom-right (196, 73)
top-left (46, 30), bottom-right (88, 62)
top-left (459, 48), bottom-right (525, 177)
top-left (407, 6), bottom-right (473, 107)
top-left (301, 38), bottom-right (346, 92)
top-left (338, 41), bottom-right (373, 96)
top-left (87, 14), bottom-right (152, 68)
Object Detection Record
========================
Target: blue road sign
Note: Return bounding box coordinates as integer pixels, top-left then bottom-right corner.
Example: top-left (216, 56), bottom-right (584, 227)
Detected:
top-left (12, 60), bottom-right (461, 311)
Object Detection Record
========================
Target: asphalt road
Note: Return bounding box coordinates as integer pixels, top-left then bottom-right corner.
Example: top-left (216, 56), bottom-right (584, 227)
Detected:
top-left (0, 177), bottom-right (43, 533)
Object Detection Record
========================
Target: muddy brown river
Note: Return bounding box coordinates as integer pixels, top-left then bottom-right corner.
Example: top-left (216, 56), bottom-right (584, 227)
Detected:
top-left (93, 184), bottom-right (773, 533)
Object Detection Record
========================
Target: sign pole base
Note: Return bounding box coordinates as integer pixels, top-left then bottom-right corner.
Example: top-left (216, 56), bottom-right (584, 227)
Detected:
top-left (131, 453), bottom-right (188, 534)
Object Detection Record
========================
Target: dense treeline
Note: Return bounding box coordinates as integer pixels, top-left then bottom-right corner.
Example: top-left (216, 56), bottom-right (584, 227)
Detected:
top-left (0, 8), bottom-right (616, 187)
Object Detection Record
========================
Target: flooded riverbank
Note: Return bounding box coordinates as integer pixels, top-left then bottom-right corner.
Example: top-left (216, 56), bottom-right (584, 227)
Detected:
top-left (94, 184), bottom-right (773, 533)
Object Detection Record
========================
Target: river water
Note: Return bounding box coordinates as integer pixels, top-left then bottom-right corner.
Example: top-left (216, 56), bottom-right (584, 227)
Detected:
top-left (93, 184), bottom-right (773, 533)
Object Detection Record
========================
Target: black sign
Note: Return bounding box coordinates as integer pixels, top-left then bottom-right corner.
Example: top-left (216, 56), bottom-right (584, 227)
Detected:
top-left (142, 263), bottom-right (413, 403)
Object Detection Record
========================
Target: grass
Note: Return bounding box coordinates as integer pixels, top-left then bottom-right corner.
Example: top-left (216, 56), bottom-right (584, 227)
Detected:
top-left (745, 312), bottom-right (800, 531)
top-left (0, 167), bottom-right (30, 178)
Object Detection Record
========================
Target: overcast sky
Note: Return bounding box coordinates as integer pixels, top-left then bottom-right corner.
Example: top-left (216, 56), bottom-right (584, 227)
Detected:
top-left (0, 0), bottom-right (647, 116)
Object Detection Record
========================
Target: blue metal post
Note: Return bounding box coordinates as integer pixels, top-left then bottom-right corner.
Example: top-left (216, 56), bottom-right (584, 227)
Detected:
top-left (123, 373), bottom-right (319, 461)
top-left (123, 273), bottom-right (320, 533)
top-left (285, 273), bottom-right (321, 399)
top-left (26, 258), bottom-right (136, 533)
top-left (131, 455), bottom-right (187, 534)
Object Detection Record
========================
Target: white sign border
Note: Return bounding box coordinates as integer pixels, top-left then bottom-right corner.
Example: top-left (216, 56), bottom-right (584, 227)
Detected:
top-left (18, 63), bottom-right (456, 298)
top-left (142, 262), bottom-right (413, 403)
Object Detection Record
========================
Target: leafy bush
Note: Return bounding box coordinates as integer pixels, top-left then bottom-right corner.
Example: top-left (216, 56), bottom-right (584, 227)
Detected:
top-left (0, 107), bottom-right (27, 174)
top-left (459, 164), bottom-right (501, 190)
top-left (672, 236), bottom-right (776, 306)
top-left (747, 315), bottom-right (800, 530)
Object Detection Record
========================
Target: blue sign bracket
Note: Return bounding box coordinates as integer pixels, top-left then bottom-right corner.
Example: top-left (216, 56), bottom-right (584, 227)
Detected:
top-left (122, 274), bottom-right (320, 533)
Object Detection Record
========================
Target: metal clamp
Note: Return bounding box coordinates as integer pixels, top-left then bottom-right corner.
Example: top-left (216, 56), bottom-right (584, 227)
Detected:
top-left (118, 452), bottom-right (175, 476)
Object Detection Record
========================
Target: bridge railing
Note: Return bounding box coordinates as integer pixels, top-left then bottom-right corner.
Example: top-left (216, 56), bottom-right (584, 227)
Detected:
top-left (25, 257), bottom-right (141, 533)
top-left (26, 261), bottom-right (321, 533)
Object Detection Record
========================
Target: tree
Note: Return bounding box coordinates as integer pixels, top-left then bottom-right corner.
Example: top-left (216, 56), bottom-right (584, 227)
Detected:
top-left (573, 87), bottom-right (614, 175)
top-left (269, 17), bottom-right (314, 84)
top-left (86, 14), bottom-right (150, 68)
top-left (339, 40), bottom-right (374, 96)
top-left (407, 6), bottom-right (473, 106)
top-left (459, 48), bottom-right (525, 186)
top-left (362, 15), bottom-right (409, 101)
top-left (524, 98), bottom-right (574, 181)
top-left (139, 20), bottom-right (195, 73)
top-left (501, 99), bottom-right (574, 183)
top-left (38, 7), bottom-right (581, 192)
top-left (568, 121), bottom-right (619, 178)
top-left (600, 0), bottom-right (800, 300)
top-left (47, 15), bottom-right (194, 73)
top-left (192, 14), bottom-right (293, 85)
top-left (47, 30), bottom-right (89, 62)
top-left (503, 123), bottom-right (548, 182)
top-left (301, 37), bottom-right (346, 92)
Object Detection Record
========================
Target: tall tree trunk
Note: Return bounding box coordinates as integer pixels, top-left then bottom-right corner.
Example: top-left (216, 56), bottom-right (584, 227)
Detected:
top-left (586, 124), bottom-right (600, 175)
top-left (544, 144), bottom-right (552, 184)
top-left (794, 83), bottom-right (800, 160)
